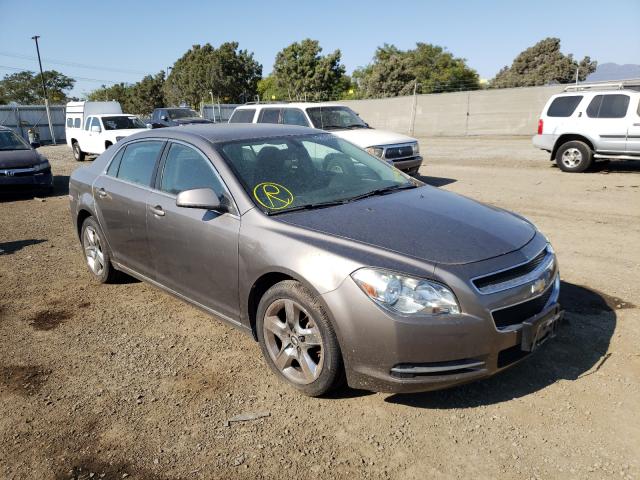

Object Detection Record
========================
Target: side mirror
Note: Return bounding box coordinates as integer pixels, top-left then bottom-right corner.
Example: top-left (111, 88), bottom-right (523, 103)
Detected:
top-left (176, 188), bottom-right (227, 212)
top-left (90, 125), bottom-right (101, 133)
top-left (160, 115), bottom-right (168, 121)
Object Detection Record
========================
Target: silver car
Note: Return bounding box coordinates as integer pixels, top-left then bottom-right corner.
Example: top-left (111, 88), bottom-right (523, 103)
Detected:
top-left (69, 124), bottom-right (562, 396)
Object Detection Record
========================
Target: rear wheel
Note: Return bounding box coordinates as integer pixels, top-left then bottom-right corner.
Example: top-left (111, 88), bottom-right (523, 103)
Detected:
top-left (256, 280), bottom-right (344, 397)
top-left (80, 217), bottom-right (118, 283)
top-left (72, 141), bottom-right (85, 162)
top-left (556, 141), bottom-right (593, 172)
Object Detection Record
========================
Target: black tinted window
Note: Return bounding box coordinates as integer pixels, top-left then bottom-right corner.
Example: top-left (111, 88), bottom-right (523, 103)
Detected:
top-left (116, 141), bottom-right (163, 186)
top-left (67, 118), bottom-right (73, 127)
top-left (229, 109), bottom-right (256, 123)
top-left (547, 96), bottom-right (582, 117)
top-left (85, 117), bottom-right (92, 130)
top-left (282, 108), bottom-right (309, 126)
top-left (587, 94), bottom-right (630, 118)
top-left (258, 108), bottom-right (281, 124)
top-left (160, 143), bottom-right (224, 195)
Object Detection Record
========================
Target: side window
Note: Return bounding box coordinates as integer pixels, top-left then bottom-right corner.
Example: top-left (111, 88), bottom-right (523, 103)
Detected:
top-left (91, 117), bottom-right (102, 131)
top-left (282, 108), bottom-right (309, 126)
top-left (85, 117), bottom-right (93, 130)
top-left (106, 147), bottom-right (125, 177)
top-left (547, 96), bottom-right (583, 117)
top-left (587, 94), bottom-right (630, 119)
top-left (74, 118), bottom-right (81, 128)
top-left (160, 143), bottom-right (224, 196)
top-left (257, 108), bottom-right (281, 124)
top-left (229, 109), bottom-right (256, 123)
top-left (66, 118), bottom-right (73, 128)
top-left (116, 141), bottom-right (164, 187)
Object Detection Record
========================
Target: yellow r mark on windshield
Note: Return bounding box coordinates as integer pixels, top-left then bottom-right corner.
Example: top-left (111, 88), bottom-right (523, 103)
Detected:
top-left (253, 182), bottom-right (294, 210)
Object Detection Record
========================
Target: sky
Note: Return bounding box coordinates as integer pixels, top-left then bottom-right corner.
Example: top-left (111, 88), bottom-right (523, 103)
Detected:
top-left (1, 0), bottom-right (638, 98)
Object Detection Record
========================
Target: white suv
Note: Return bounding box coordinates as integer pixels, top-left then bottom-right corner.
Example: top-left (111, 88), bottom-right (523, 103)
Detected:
top-left (533, 82), bottom-right (640, 172)
top-left (229, 103), bottom-right (423, 175)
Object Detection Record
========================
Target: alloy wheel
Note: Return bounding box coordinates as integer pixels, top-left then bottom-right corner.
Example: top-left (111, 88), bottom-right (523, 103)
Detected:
top-left (83, 226), bottom-right (105, 276)
top-left (263, 298), bottom-right (324, 385)
top-left (561, 148), bottom-right (583, 168)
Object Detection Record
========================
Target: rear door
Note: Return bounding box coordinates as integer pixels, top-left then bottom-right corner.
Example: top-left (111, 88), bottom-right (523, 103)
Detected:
top-left (581, 94), bottom-right (631, 153)
top-left (627, 95), bottom-right (640, 154)
top-left (93, 140), bottom-right (165, 277)
top-left (146, 141), bottom-right (240, 319)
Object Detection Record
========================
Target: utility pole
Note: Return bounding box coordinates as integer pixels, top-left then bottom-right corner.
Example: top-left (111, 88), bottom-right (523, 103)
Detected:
top-left (575, 66), bottom-right (579, 85)
top-left (409, 80), bottom-right (420, 136)
top-left (31, 35), bottom-right (56, 145)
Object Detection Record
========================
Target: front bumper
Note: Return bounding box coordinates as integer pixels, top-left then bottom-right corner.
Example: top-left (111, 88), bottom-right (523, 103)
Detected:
top-left (391, 155), bottom-right (423, 172)
top-left (0, 170), bottom-right (53, 188)
top-left (321, 238), bottom-right (563, 393)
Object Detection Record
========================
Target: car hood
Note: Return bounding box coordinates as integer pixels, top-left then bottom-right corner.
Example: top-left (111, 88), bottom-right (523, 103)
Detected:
top-left (332, 128), bottom-right (417, 148)
top-left (0, 149), bottom-right (42, 169)
top-left (173, 118), bottom-right (212, 125)
top-left (276, 186), bottom-right (535, 265)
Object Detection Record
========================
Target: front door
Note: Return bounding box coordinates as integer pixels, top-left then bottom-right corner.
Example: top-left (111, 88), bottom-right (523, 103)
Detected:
top-left (93, 140), bottom-right (165, 276)
top-left (146, 141), bottom-right (240, 320)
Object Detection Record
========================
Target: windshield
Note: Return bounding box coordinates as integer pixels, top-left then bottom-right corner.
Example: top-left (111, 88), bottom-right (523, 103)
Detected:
top-left (218, 133), bottom-right (417, 214)
top-left (0, 130), bottom-right (31, 151)
top-left (102, 116), bottom-right (146, 130)
top-left (168, 109), bottom-right (199, 119)
top-left (306, 106), bottom-right (368, 130)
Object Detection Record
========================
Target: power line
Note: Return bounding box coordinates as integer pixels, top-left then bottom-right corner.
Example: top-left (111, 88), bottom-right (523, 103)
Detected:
top-left (0, 64), bottom-right (122, 84)
top-left (0, 51), bottom-right (149, 75)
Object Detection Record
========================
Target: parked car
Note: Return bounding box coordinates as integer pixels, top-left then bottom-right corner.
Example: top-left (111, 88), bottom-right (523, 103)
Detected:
top-left (0, 126), bottom-right (53, 192)
top-left (533, 82), bottom-right (640, 172)
top-left (149, 108), bottom-right (213, 128)
top-left (229, 103), bottom-right (423, 175)
top-left (69, 124), bottom-right (562, 396)
top-left (66, 101), bottom-right (148, 161)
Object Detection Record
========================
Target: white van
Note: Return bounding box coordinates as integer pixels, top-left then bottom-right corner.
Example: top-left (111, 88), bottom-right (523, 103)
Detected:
top-left (65, 101), bottom-right (148, 161)
top-left (229, 103), bottom-right (423, 175)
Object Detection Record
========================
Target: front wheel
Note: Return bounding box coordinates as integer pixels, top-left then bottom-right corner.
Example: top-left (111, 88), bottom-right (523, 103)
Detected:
top-left (73, 141), bottom-right (85, 162)
top-left (256, 280), bottom-right (344, 397)
top-left (556, 141), bottom-right (593, 173)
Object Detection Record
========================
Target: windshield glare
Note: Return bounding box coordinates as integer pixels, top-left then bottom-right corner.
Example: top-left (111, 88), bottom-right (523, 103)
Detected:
top-left (168, 109), bottom-right (199, 119)
top-left (102, 116), bottom-right (146, 130)
top-left (218, 133), bottom-right (415, 214)
top-left (0, 130), bottom-right (31, 150)
top-left (306, 106), bottom-right (367, 130)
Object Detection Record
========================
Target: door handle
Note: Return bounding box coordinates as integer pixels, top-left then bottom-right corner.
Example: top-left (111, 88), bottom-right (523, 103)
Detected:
top-left (150, 205), bottom-right (165, 217)
top-left (97, 187), bottom-right (107, 198)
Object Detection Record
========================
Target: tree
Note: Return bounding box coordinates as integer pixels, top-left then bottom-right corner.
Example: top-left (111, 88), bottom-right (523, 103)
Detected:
top-left (491, 38), bottom-right (597, 88)
top-left (164, 43), bottom-right (262, 106)
top-left (87, 83), bottom-right (134, 112)
top-left (129, 72), bottom-right (165, 116)
top-left (257, 75), bottom-right (288, 101)
top-left (354, 43), bottom-right (479, 98)
top-left (272, 39), bottom-right (347, 100)
top-left (0, 70), bottom-right (75, 104)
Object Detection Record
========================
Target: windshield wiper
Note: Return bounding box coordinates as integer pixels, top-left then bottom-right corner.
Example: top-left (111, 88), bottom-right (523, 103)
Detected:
top-left (347, 184), bottom-right (417, 202)
top-left (320, 124), bottom-right (344, 130)
top-left (344, 124), bottom-right (368, 129)
top-left (267, 199), bottom-right (349, 216)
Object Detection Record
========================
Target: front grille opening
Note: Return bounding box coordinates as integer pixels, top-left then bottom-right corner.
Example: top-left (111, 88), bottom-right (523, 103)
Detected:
top-left (492, 286), bottom-right (553, 329)
top-left (497, 345), bottom-right (530, 368)
top-left (385, 146), bottom-right (414, 160)
top-left (474, 248), bottom-right (547, 290)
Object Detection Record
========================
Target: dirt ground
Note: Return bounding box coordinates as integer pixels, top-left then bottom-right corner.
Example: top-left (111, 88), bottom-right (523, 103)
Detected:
top-left (1, 137), bottom-right (639, 480)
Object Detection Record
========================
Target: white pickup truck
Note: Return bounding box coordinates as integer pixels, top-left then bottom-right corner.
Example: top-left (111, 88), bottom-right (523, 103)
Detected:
top-left (65, 101), bottom-right (148, 161)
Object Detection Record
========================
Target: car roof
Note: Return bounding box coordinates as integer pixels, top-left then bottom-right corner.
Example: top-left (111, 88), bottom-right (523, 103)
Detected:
top-left (235, 102), bottom-right (346, 110)
top-left (134, 123), bottom-right (325, 144)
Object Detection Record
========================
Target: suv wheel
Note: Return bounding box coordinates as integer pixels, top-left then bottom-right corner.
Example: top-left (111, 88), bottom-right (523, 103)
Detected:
top-left (556, 141), bottom-right (593, 173)
top-left (256, 280), bottom-right (344, 397)
top-left (81, 217), bottom-right (118, 283)
top-left (73, 141), bottom-right (86, 162)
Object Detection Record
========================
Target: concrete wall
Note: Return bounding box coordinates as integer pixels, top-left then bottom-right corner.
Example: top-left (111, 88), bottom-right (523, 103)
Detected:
top-left (340, 85), bottom-right (567, 137)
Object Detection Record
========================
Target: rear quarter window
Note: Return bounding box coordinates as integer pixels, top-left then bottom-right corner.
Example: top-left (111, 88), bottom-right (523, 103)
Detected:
top-left (229, 109), bottom-right (256, 123)
top-left (547, 96), bottom-right (583, 117)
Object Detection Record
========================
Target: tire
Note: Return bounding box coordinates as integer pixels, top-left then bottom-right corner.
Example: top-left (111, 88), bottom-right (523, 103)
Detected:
top-left (555, 141), bottom-right (593, 173)
top-left (73, 141), bottom-right (85, 162)
top-left (105, 141), bottom-right (112, 150)
top-left (407, 166), bottom-right (420, 177)
top-left (256, 280), bottom-right (344, 397)
top-left (80, 217), bottom-right (119, 283)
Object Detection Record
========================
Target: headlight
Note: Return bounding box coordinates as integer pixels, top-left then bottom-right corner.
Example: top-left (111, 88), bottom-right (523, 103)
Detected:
top-left (365, 146), bottom-right (384, 158)
top-left (33, 161), bottom-right (50, 171)
top-left (412, 142), bottom-right (420, 155)
top-left (351, 268), bottom-right (460, 315)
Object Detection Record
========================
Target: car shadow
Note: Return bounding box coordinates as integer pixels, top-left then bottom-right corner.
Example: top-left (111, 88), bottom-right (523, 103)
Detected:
top-left (416, 174), bottom-right (457, 187)
top-left (550, 159), bottom-right (640, 173)
top-left (0, 175), bottom-right (69, 202)
top-left (383, 281), bottom-right (619, 409)
top-left (0, 239), bottom-right (47, 255)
